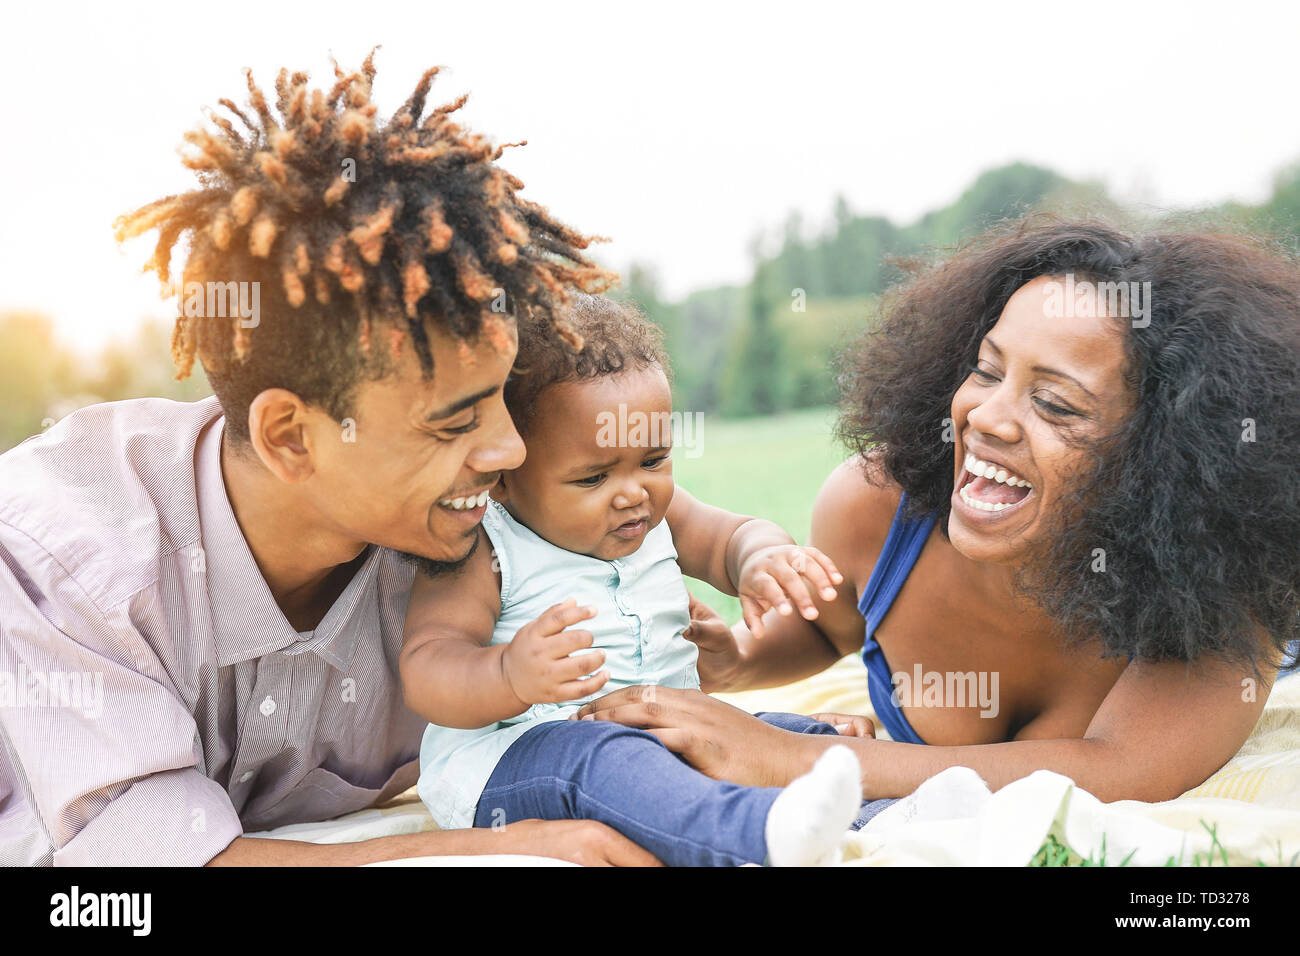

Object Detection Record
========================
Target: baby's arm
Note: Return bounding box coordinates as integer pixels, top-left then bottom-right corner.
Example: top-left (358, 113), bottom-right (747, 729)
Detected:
top-left (400, 527), bottom-right (610, 728)
top-left (666, 486), bottom-right (843, 638)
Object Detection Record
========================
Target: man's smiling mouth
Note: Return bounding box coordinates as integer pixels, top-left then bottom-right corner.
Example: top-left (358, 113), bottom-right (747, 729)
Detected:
top-left (438, 489), bottom-right (491, 511)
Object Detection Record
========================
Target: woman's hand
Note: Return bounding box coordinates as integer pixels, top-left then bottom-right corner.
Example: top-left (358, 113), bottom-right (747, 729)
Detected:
top-left (571, 685), bottom-right (826, 788)
top-left (682, 594), bottom-right (746, 693)
top-left (737, 544), bottom-right (843, 638)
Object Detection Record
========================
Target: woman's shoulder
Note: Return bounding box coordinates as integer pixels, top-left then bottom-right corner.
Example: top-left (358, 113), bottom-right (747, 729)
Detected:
top-left (813, 452), bottom-right (904, 541)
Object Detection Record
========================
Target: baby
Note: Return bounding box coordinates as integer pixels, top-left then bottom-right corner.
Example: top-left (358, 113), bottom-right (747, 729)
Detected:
top-left (401, 295), bottom-right (862, 866)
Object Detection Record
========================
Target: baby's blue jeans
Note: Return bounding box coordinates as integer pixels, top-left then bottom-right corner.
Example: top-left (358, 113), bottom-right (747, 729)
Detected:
top-left (471, 711), bottom-right (886, 866)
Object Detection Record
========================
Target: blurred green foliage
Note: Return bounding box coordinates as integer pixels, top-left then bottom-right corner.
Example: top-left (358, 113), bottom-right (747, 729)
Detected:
top-left (621, 160), bottom-right (1300, 420)
top-left (0, 316), bottom-right (210, 452)
top-left (5, 159), bottom-right (1299, 453)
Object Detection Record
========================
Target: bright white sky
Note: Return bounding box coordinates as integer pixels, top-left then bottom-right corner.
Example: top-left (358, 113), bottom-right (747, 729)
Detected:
top-left (2, 0), bottom-right (1297, 353)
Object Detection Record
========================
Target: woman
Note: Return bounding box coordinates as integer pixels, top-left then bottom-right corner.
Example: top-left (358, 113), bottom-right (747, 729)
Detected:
top-left (575, 217), bottom-right (1300, 804)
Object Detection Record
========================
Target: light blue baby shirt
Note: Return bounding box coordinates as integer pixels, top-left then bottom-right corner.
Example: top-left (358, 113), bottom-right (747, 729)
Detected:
top-left (417, 498), bottom-right (700, 829)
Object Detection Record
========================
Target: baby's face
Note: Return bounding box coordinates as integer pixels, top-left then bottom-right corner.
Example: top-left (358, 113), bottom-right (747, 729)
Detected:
top-left (499, 365), bottom-right (675, 561)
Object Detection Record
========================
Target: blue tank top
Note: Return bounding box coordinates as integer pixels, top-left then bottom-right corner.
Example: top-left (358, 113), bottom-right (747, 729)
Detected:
top-left (857, 492), bottom-right (936, 745)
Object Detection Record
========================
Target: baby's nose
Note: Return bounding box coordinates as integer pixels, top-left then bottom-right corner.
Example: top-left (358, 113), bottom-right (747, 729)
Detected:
top-left (613, 486), bottom-right (650, 509)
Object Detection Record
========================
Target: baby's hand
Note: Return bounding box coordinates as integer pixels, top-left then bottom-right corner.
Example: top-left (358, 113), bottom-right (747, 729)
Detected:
top-left (737, 545), bottom-right (843, 638)
top-left (502, 599), bottom-right (610, 706)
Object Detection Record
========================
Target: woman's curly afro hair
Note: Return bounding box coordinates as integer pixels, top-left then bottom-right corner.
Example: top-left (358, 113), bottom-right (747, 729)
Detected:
top-left (836, 215), bottom-right (1300, 672)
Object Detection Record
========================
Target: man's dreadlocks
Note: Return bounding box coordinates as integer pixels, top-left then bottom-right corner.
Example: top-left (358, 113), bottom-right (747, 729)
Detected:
top-left (114, 51), bottom-right (614, 443)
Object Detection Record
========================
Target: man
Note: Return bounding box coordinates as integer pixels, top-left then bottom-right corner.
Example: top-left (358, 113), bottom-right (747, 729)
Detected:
top-left (0, 55), bottom-right (657, 866)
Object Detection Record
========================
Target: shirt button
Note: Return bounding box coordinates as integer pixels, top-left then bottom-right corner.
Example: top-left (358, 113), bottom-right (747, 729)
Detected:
top-left (259, 696), bottom-right (277, 716)
top-left (238, 771), bottom-right (253, 783)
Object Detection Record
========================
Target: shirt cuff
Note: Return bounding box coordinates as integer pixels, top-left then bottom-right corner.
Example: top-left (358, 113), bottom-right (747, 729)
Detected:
top-left (52, 767), bottom-right (243, 866)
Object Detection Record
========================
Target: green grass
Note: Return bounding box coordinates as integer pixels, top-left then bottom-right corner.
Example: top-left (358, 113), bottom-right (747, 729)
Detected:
top-left (1030, 820), bottom-right (1300, 867)
top-left (670, 405), bottom-right (849, 624)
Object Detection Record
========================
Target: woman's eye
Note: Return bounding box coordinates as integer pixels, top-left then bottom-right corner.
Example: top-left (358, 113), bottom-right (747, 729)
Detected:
top-left (970, 365), bottom-right (999, 383)
top-left (1033, 396), bottom-right (1077, 418)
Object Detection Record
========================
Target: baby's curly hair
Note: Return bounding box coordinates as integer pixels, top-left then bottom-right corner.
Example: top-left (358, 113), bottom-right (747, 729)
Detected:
top-left (504, 294), bottom-right (671, 437)
top-left (114, 52), bottom-right (613, 444)
top-left (836, 215), bottom-right (1300, 671)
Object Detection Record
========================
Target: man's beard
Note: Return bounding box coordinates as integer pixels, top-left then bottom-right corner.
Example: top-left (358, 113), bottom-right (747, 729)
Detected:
top-left (395, 528), bottom-right (481, 578)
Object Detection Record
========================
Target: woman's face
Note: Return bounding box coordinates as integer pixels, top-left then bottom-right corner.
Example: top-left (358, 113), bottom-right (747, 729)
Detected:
top-left (947, 274), bottom-right (1134, 565)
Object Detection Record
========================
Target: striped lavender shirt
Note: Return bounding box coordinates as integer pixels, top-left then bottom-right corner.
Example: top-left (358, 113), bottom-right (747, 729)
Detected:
top-left (0, 396), bottom-right (427, 865)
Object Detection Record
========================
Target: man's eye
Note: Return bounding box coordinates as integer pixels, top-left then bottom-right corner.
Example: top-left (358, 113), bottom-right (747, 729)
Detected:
top-left (575, 474), bottom-right (606, 487)
top-left (441, 416), bottom-right (480, 436)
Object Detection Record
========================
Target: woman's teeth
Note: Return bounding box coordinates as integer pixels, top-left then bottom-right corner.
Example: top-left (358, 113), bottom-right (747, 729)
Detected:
top-left (963, 453), bottom-right (1032, 488)
top-left (439, 490), bottom-right (490, 511)
top-left (960, 453), bottom-right (1033, 512)
top-left (960, 485), bottom-right (1012, 512)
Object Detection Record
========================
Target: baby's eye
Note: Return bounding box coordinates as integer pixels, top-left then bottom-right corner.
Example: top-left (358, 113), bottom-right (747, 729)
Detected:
top-left (643, 455), bottom-right (671, 469)
top-left (574, 473), bottom-right (606, 488)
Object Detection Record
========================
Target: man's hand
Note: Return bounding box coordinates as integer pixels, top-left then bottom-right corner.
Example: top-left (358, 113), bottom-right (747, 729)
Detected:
top-left (808, 712), bottom-right (876, 737)
top-left (494, 819), bottom-right (663, 867)
top-left (737, 544), bottom-right (843, 638)
top-left (502, 599), bottom-right (609, 706)
top-left (683, 593), bottom-right (746, 693)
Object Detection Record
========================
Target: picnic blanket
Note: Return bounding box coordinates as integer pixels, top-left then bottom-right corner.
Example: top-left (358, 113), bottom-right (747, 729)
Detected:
top-left (248, 655), bottom-right (1300, 866)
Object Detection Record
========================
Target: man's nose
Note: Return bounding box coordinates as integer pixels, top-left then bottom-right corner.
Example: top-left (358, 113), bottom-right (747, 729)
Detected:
top-left (467, 404), bottom-right (526, 474)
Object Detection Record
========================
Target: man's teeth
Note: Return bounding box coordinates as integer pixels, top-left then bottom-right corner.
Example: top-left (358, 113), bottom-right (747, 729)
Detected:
top-left (439, 490), bottom-right (490, 510)
top-left (963, 453), bottom-right (1031, 488)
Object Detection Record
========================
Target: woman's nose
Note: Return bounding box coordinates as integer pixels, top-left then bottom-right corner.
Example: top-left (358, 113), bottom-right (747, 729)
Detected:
top-left (966, 384), bottom-right (1022, 443)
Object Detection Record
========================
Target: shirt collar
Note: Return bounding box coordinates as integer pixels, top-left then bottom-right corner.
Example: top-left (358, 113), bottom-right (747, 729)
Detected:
top-left (196, 412), bottom-right (378, 669)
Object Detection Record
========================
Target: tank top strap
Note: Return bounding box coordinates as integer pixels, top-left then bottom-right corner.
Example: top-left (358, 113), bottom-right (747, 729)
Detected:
top-left (858, 491), bottom-right (938, 746)
top-left (856, 491), bottom-right (938, 633)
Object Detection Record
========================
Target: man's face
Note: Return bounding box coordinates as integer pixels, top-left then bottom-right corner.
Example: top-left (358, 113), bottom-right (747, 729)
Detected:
top-left (297, 320), bottom-right (525, 570)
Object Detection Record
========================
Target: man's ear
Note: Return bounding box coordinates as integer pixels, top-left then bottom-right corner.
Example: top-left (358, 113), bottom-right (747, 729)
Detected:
top-left (247, 389), bottom-right (317, 484)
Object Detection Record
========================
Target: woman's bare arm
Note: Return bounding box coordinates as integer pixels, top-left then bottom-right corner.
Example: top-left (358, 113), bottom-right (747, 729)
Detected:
top-left (836, 649), bottom-right (1274, 802)
top-left (577, 646), bottom-right (1274, 803)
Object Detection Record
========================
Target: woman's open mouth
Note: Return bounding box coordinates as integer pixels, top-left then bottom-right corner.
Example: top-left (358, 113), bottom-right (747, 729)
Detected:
top-left (954, 452), bottom-right (1033, 518)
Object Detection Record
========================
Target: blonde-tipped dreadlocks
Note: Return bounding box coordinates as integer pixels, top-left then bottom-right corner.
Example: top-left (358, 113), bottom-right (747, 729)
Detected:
top-left (114, 51), bottom-right (614, 443)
